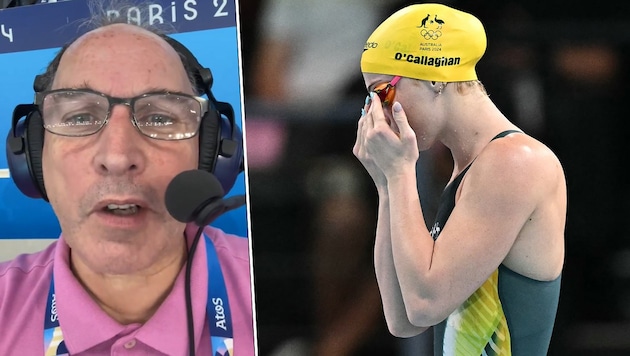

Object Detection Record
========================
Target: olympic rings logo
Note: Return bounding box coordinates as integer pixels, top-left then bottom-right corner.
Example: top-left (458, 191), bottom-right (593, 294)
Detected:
top-left (420, 29), bottom-right (442, 40)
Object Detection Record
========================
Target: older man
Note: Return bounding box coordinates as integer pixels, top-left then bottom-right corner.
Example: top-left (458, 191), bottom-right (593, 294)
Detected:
top-left (0, 11), bottom-right (254, 356)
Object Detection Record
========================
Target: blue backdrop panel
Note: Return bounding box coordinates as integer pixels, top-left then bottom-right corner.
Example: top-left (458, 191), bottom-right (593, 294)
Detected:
top-left (0, 0), bottom-right (248, 238)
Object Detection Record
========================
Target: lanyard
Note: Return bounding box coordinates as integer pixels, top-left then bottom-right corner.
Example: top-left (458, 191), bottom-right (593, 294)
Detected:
top-left (44, 234), bottom-right (234, 355)
top-left (43, 277), bottom-right (68, 356)
top-left (205, 233), bottom-right (234, 355)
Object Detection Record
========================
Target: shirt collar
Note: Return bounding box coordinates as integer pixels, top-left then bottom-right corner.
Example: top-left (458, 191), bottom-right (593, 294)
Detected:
top-left (136, 225), bottom-right (208, 355)
top-left (53, 227), bottom-right (208, 354)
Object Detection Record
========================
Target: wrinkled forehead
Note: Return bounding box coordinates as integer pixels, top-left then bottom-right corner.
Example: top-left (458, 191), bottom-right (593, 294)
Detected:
top-left (52, 24), bottom-right (191, 95)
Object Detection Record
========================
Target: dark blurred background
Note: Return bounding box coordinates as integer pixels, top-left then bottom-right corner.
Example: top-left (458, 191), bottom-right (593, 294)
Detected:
top-left (240, 1), bottom-right (630, 355)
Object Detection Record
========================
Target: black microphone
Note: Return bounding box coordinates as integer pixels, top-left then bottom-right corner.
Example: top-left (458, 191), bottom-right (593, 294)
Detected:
top-left (164, 169), bottom-right (246, 356)
top-left (165, 169), bottom-right (246, 226)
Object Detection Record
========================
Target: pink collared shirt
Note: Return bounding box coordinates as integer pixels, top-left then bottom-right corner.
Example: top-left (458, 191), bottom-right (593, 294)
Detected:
top-left (0, 225), bottom-right (255, 356)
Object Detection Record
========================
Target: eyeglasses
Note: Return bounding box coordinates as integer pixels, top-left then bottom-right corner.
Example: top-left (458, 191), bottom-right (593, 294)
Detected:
top-left (365, 76), bottom-right (401, 112)
top-left (36, 89), bottom-right (208, 140)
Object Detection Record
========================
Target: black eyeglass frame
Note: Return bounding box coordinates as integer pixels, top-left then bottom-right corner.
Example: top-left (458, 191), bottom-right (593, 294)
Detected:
top-left (34, 88), bottom-right (209, 141)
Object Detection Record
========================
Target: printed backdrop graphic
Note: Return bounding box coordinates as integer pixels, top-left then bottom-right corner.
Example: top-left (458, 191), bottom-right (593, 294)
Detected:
top-left (0, 0), bottom-right (249, 239)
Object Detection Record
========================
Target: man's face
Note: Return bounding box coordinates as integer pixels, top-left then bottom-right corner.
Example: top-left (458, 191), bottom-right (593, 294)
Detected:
top-left (42, 24), bottom-right (199, 274)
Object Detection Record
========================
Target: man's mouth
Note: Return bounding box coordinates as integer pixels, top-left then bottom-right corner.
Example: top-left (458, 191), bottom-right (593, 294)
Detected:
top-left (105, 203), bottom-right (140, 216)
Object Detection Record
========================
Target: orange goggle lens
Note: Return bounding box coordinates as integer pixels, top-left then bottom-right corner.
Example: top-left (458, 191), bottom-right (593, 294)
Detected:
top-left (374, 83), bottom-right (395, 106)
top-left (371, 76), bottom-right (401, 107)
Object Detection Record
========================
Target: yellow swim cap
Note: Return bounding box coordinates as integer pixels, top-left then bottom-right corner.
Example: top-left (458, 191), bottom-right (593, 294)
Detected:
top-left (361, 3), bottom-right (487, 82)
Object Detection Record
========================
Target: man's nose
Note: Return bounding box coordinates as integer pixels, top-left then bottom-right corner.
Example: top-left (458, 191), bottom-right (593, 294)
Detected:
top-left (92, 105), bottom-right (146, 177)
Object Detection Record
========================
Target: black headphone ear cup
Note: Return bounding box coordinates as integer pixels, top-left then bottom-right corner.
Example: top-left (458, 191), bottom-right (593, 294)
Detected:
top-left (198, 109), bottom-right (220, 175)
top-left (25, 111), bottom-right (47, 200)
top-left (5, 106), bottom-right (47, 200)
top-left (197, 108), bottom-right (244, 194)
top-left (216, 118), bottom-right (243, 191)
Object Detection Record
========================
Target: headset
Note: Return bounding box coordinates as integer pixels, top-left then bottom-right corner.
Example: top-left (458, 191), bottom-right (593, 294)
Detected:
top-left (5, 34), bottom-right (244, 202)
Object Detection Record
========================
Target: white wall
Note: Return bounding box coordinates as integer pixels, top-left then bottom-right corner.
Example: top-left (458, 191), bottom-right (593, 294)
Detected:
top-left (0, 239), bottom-right (56, 262)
